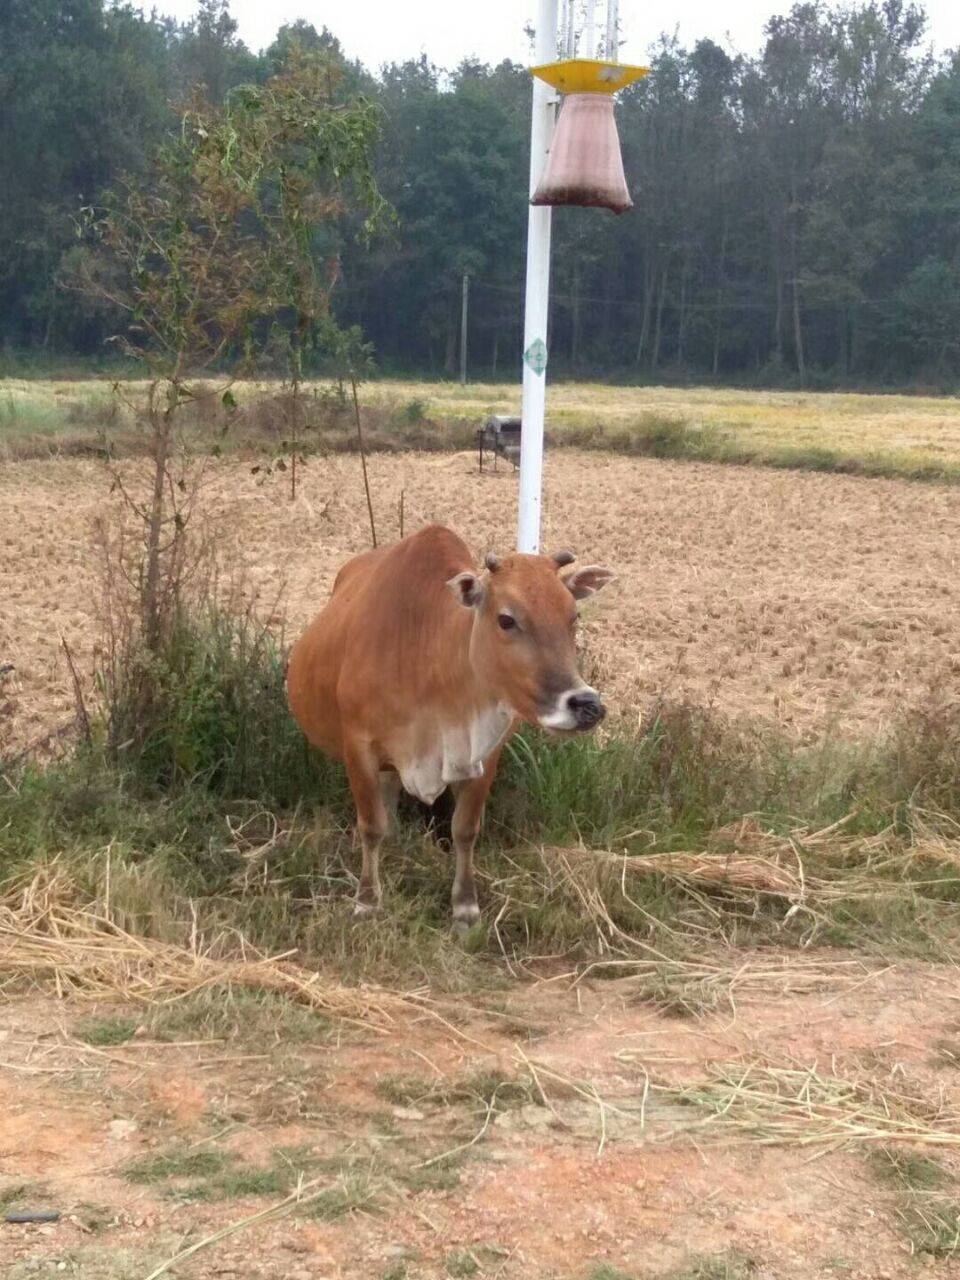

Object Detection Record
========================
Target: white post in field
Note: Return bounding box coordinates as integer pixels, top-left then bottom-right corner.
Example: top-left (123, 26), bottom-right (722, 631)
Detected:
top-left (605, 0), bottom-right (620, 58)
top-left (584, 0), bottom-right (597, 58)
top-left (516, 0), bottom-right (558, 554)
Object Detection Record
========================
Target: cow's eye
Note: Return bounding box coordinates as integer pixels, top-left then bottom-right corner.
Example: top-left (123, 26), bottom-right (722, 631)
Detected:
top-left (498, 613), bottom-right (517, 632)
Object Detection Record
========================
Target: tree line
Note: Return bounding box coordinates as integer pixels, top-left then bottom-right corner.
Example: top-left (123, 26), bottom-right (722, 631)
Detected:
top-left (3, 0), bottom-right (960, 387)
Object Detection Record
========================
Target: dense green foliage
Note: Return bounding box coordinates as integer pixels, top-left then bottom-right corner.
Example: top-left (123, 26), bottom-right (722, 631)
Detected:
top-left (3, 0), bottom-right (960, 386)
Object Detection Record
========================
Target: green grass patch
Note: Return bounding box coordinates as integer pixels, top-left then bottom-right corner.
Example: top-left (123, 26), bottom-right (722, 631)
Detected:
top-left (445, 1250), bottom-right (481, 1277)
top-left (74, 1014), bottom-right (138, 1046)
top-left (124, 1147), bottom-right (230, 1185)
top-left (376, 1067), bottom-right (539, 1114)
top-left (667, 1257), bottom-right (756, 1280)
top-left (869, 1147), bottom-right (951, 1191)
top-left (936, 1038), bottom-right (960, 1069)
top-left (899, 1197), bottom-right (960, 1257)
top-left (146, 989), bottom-right (331, 1044)
top-left (216, 1167), bottom-right (289, 1198)
top-left (305, 1170), bottom-right (382, 1219)
top-left (123, 1142), bottom-right (323, 1204)
top-left (587, 1255), bottom-right (757, 1280)
top-left (870, 1146), bottom-right (960, 1258)
top-left (442, 1247), bottom-right (509, 1278)
top-left (398, 1160), bottom-right (463, 1194)
top-left (0, 1182), bottom-right (39, 1208)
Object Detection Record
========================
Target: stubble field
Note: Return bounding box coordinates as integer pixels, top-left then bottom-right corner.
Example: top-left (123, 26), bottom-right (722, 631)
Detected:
top-left (3, 443), bottom-right (960, 756)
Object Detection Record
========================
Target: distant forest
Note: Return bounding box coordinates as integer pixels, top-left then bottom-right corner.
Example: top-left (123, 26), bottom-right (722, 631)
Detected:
top-left (4, 0), bottom-right (960, 387)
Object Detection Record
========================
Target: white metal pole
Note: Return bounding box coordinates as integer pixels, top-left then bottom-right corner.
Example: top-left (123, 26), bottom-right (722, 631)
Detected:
top-left (605, 0), bottom-right (619, 59)
top-left (584, 0), bottom-right (597, 59)
top-left (517, 0), bottom-right (558, 554)
top-left (565, 0), bottom-right (575, 57)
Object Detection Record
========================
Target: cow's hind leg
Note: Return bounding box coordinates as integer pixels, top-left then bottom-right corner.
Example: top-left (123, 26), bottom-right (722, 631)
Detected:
top-left (344, 741), bottom-right (389, 916)
top-left (450, 746), bottom-right (503, 927)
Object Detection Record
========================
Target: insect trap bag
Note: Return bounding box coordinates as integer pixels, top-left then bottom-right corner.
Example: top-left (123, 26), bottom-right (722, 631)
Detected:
top-left (531, 93), bottom-right (632, 215)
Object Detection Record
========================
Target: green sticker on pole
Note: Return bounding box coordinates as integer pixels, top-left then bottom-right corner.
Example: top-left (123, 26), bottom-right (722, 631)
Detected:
top-left (524, 337), bottom-right (548, 375)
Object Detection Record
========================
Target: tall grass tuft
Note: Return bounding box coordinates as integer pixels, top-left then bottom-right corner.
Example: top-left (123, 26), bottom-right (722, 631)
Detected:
top-left (97, 599), bottom-right (343, 808)
top-left (497, 701), bottom-right (850, 849)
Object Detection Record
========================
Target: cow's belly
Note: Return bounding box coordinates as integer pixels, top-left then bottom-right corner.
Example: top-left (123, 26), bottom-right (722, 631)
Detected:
top-left (396, 704), bottom-right (512, 804)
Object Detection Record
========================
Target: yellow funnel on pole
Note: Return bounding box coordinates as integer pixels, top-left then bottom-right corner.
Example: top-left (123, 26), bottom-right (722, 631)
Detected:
top-left (530, 58), bottom-right (648, 94)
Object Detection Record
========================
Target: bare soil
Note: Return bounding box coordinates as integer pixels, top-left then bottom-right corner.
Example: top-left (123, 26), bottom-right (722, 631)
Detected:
top-left (1, 959), bottom-right (957, 1279)
top-left (3, 450), bottom-right (960, 756)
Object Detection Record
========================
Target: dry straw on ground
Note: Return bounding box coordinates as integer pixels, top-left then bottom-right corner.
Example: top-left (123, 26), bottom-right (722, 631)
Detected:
top-left (558, 810), bottom-right (960, 918)
top-left (0, 862), bottom-right (424, 1030)
top-left (657, 1062), bottom-right (960, 1150)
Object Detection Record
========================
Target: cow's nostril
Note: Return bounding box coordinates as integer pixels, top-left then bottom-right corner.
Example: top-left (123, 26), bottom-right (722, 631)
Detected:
top-left (569, 692), bottom-right (604, 726)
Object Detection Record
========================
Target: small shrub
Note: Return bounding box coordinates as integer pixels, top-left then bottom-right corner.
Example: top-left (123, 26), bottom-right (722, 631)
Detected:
top-left (398, 397), bottom-right (427, 425)
top-left (98, 599), bottom-right (344, 808)
top-left (872, 694), bottom-right (960, 818)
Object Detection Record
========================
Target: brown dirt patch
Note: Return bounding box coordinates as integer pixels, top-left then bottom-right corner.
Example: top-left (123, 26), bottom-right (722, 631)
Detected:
top-left (3, 450), bottom-right (960, 757)
top-left (1, 963), bottom-right (958, 1278)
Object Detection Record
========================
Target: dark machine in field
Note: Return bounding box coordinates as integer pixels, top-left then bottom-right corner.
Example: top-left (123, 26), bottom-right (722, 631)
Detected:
top-left (476, 414), bottom-right (522, 472)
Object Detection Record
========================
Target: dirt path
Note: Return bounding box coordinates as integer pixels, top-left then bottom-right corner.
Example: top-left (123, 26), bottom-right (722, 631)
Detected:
top-left (2, 959), bottom-right (958, 1279)
top-left (4, 450), bottom-right (960, 759)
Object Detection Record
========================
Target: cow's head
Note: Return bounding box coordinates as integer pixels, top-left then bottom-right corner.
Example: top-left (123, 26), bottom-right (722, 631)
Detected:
top-left (447, 549), bottom-right (616, 733)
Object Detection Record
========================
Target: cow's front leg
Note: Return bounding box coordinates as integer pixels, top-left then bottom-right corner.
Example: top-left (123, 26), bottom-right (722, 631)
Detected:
top-left (450, 746), bottom-right (504, 927)
top-left (344, 741), bottom-right (388, 915)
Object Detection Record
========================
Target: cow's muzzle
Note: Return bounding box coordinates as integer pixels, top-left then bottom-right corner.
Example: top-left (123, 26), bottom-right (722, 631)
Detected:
top-left (568, 689), bottom-right (606, 730)
top-left (538, 686), bottom-right (606, 733)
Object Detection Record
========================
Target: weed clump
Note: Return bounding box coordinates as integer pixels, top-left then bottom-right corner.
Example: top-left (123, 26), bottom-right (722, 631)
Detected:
top-left (74, 1014), bottom-right (138, 1046)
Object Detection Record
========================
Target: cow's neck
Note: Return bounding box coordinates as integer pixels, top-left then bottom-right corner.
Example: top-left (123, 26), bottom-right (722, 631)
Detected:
top-left (395, 615), bottom-right (513, 805)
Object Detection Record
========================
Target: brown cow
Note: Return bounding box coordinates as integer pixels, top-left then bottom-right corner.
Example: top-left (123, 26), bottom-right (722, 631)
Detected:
top-left (286, 524), bottom-right (615, 922)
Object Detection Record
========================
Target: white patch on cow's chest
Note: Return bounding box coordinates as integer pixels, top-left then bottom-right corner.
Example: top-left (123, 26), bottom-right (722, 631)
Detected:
top-left (398, 704), bottom-right (512, 805)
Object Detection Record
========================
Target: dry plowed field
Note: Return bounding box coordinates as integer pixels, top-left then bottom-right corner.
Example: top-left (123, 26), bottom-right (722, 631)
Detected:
top-left (3, 449), bottom-right (960, 755)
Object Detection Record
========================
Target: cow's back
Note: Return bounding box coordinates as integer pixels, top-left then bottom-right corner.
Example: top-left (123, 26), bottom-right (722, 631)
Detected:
top-left (286, 525), bottom-right (475, 760)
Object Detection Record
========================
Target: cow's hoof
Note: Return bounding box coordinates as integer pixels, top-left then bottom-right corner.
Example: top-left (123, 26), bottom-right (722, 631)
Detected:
top-left (453, 918), bottom-right (479, 940)
top-left (452, 902), bottom-right (481, 935)
top-left (353, 899), bottom-right (381, 919)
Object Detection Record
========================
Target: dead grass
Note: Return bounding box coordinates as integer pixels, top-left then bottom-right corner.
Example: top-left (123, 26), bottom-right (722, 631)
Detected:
top-left (599, 956), bottom-right (868, 1020)
top-left (561, 809), bottom-right (960, 933)
top-left (659, 1062), bottom-right (960, 1149)
top-left (0, 862), bottom-right (426, 1031)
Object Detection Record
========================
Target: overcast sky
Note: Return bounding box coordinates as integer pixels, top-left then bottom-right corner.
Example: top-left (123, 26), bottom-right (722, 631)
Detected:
top-left (156, 1), bottom-right (960, 68)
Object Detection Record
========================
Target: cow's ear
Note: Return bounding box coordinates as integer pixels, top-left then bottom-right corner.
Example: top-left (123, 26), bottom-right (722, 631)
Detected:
top-left (447, 571), bottom-right (485, 609)
top-left (561, 565), bottom-right (616, 601)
